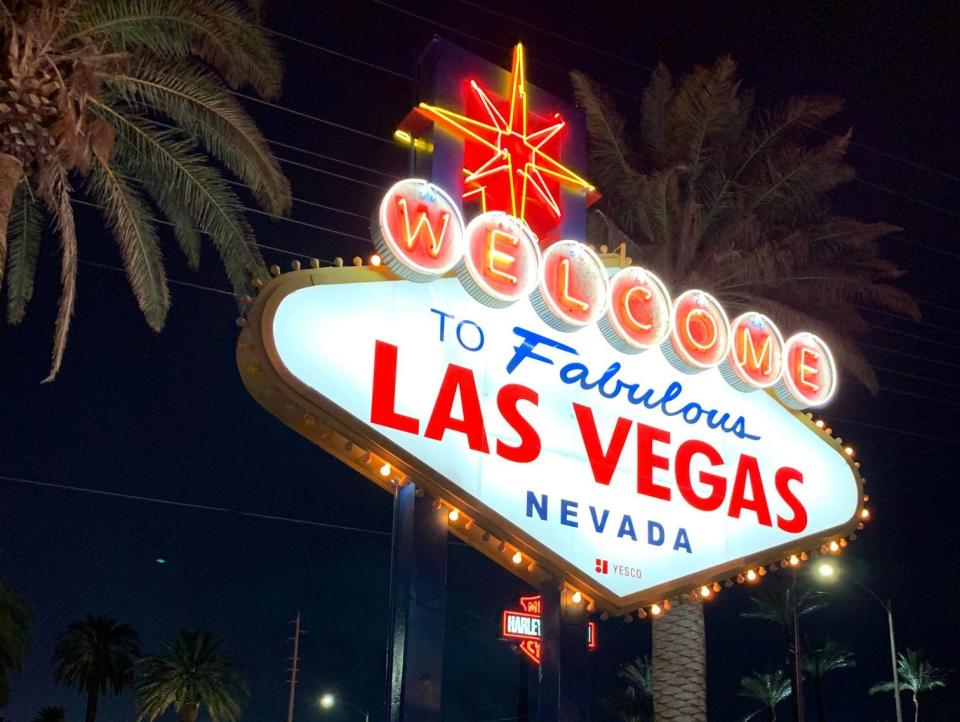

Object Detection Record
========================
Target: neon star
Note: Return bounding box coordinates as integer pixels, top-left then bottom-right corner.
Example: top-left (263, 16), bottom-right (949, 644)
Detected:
top-left (417, 43), bottom-right (594, 241)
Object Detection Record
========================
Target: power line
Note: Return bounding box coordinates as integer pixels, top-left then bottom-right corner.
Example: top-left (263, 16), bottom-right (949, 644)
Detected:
top-left (858, 305), bottom-right (960, 337)
top-left (76, 257), bottom-right (234, 297)
top-left (231, 90), bottom-right (401, 147)
top-left (875, 364), bottom-right (960, 391)
top-left (825, 416), bottom-right (957, 444)
top-left (871, 323), bottom-right (960, 352)
top-left (276, 154), bottom-right (388, 191)
top-left (861, 341), bottom-right (960, 370)
top-left (920, 298), bottom-right (960, 315)
top-left (0, 473), bottom-right (392, 536)
top-left (266, 28), bottom-right (413, 80)
top-left (854, 177), bottom-right (960, 221)
top-left (368, 0), bottom-right (642, 101)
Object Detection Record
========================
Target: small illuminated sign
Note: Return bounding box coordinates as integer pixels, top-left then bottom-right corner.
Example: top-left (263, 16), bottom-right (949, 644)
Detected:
top-left (501, 595), bottom-right (596, 665)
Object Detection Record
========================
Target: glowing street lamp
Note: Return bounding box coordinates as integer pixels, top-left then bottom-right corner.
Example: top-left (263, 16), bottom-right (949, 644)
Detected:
top-left (317, 692), bottom-right (369, 722)
top-left (815, 562), bottom-right (903, 722)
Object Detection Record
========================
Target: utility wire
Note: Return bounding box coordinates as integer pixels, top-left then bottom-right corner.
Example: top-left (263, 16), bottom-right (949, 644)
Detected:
top-left (265, 28), bottom-right (414, 80)
top-left (0, 474), bottom-right (391, 536)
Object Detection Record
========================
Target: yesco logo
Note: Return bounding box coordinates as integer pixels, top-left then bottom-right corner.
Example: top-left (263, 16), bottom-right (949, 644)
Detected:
top-left (376, 178), bottom-right (837, 409)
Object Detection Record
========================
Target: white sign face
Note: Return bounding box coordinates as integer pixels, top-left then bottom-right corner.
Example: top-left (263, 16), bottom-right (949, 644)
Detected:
top-left (267, 273), bottom-right (860, 609)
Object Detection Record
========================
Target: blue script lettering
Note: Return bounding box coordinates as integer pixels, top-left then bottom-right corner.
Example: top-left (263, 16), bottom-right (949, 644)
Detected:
top-left (507, 327), bottom-right (760, 441)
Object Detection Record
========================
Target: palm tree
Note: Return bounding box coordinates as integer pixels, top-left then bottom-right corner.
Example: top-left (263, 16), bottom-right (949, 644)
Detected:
top-left (741, 580), bottom-right (827, 717)
top-left (739, 671), bottom-right (792, 722)
top-left (602, 656), bottom-right (654, 722)
top-left (870, 649), bottom-right (949, 722)
top-left (53, 615), bottom-right (141, 722)
top-left (31, 707), bottom-right (66, 722)
top-left (136, 629), bottom-right (247, 722)
top-left (571, 56), bottom-right (915, 720)
top-left (0, 0), bottom-right (290, 380)
top-left (0, 578), bottom-right (32, 708)
top-left (802, 638), bottom-right (855, 722)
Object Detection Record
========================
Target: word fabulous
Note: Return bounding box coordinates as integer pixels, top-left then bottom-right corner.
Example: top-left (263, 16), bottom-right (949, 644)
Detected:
top-left (376, 178), bottom-right (837, 409)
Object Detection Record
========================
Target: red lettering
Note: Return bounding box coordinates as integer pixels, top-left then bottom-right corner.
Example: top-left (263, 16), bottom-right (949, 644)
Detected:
top-left (424, 364), bottom-right (489, 453)
top-left (775, 467), bottom-right (807, 533)
top-left (728, 454), bottom-right (772, 526)
top-left (496, 384), bottom-right (541, 463)
top-left (370, 340), bottom-right (419, 434)
top-left (636, 423), bottom-right (671, 501)
top-left (573, 404), bottom-right (631, 486)
top-left (675, 440), bottom-right (726, 511)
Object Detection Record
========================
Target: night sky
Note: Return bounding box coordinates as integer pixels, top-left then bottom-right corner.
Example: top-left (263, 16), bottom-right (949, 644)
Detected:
top-left (2, 1), bottom-right (959, 720)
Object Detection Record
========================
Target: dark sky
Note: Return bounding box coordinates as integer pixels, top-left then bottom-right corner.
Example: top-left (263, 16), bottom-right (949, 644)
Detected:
top-left (2, 1), bottom-right (960, 720)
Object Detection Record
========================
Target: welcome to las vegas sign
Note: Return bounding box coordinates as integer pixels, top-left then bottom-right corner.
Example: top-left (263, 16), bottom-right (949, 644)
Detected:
top-left (237, 41), bottom-right (863, 616)
top-left (236, 175), bottom-right (863, 616)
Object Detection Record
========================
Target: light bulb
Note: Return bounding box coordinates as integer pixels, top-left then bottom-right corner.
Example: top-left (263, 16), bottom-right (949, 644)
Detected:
top-left (829, 540), bottom-right (840, 552)
top-left (650, 603), bottom-right (662, 616)
top-left (512, 551), bottom-right (522, 564)
top-left (746, 569), bottom-right (758, 582)
top-left (370, 254), bottom-right (382, 266)
top-left (700, 585), bottom-right (711, 598)
top-left (844, 446), bottom-right (854, 456)
top-left (379, 462), bottom-right (391, 477)
top-left (861, 508), bottom-right (871, 520)
top-left (818, 563), bottom-right (834, 577)
top-left (572, 591), bottom-right (582, 603)
top-left (448, 508), bottom-right (459, 522)
top-left (789, 554), bottom-right (800, 566)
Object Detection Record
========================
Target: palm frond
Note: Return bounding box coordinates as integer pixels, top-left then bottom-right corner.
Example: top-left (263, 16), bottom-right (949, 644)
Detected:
top-left (103, 55), bottom-right (290, 214)
top-left (5, 181), bottom-right (43, 324)
top-left (746, 130), bottom-right (855, 223)
top-left (36, 165), bottom-right (78, 383)
top-left (64, 0), bottom-right (282, 98)
top-left (640, 63), bottom-right (673, 166)
top-left (665, 55), bottom-right (742, 182)
top-left (87, 156), bottom-right (169, 330)
top-left (91, 100), bottom-right (265, 295)
top-left (570, 70), bottom-right (644, 217)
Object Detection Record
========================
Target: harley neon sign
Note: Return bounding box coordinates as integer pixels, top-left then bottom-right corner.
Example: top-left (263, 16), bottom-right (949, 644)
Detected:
top-left (502, 595), bottom-right (597, 665)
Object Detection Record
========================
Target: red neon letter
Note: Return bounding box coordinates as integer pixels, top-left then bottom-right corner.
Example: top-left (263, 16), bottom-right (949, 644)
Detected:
top-left (370, 340), bottom-right (419, 434)
top-left (728, 454), bottom-right (772, 527)
top-left (496, 384), bottom-right (541, 463)
top-left (424, 364), bottom-right (490, 453)
top-left (573, 403), bottom-right (631, 486)
top-left (636, 423), bottom-right (671, 501)
top-left (675, 439), bottom-right (726, 512)
top-left (775, 467), bottom-right (807, 533)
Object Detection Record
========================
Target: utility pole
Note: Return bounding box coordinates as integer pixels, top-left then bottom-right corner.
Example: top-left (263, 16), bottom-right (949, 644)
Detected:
top-left (287, 612), bottom-right (304, 722)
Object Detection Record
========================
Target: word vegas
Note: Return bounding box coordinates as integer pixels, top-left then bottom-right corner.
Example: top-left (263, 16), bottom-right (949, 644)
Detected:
top-left (376, 178), bottom-right (837, 409)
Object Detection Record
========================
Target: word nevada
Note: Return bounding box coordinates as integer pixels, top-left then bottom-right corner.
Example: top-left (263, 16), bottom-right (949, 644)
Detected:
top-left (376, 178), bottom-right (838, 409)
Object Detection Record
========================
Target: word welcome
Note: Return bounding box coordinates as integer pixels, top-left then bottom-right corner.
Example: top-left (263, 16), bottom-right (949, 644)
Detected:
top-left (375, 178), bottom-right (837, 409)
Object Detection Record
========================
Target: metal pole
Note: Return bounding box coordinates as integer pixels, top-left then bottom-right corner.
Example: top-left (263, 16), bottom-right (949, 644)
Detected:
top-left (887, 601), bottom-right (904, 722)
top-left (791, 572), bottom-right (805, 722)
top-left (286, 612), bottom-right (302, 722)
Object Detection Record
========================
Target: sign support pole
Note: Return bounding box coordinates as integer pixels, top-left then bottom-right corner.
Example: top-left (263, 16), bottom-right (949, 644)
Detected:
top-left (384, 483), bottom-right (448, 722)
top-left (539, 582), bottom-right (591, 721)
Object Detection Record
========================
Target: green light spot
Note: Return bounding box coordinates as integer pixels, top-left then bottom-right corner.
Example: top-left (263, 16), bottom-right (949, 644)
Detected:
top-left (155, 558), bottom-right (166, 565)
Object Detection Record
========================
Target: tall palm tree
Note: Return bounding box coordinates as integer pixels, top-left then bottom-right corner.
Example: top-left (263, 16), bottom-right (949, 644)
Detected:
top-left (602, 656), bottom-right (654, 722)
top-left (53, 615), bottom-right (141, 722)
top-left (136, 629), bottom-right (247, 722)
top-left (31, 707), bottom-right (66, 722)
top-left (870, 649), bottom-right (949, 722)
top-left (571, 56), bottom-right (915, 721)
top-left (0, 0), bottom-right (290, 380)
top-left (0, 578), bottom-right (32, 708)
top-left (739, 671), bottom-right (792, 722)
top-left (802, 638), bottom-right (854, 722)
top-left (741, 579), bottom-right (827, 718)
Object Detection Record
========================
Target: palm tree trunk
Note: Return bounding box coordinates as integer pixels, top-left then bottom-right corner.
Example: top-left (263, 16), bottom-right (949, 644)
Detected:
top-left (179, 702), bottom-right (200, 722)
top-left (653, 600), bottom-right (706, 721)
top-left (814, 675), bottom-right (825, 722)
top-left (913, 693), bottom-right (919, 722)
top-left (0, 153), bottom-right (24, 287)
top-left (84, 689), bottom-right (99, 722)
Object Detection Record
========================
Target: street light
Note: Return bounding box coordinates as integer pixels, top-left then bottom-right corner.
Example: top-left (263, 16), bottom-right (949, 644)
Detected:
top-left (816, 561), bottom-right (903, 722)
top-left (317, 692), bottom-right (369, 722)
